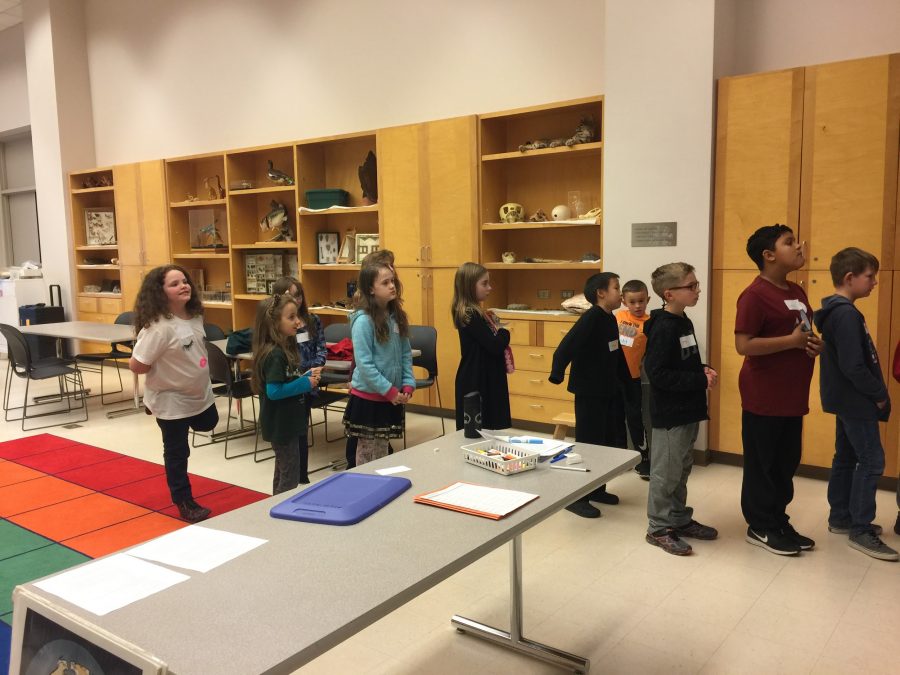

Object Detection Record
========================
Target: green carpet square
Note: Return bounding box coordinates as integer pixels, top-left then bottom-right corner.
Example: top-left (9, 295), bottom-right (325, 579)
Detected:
top-left (0, 544), bottom-right (89, 615)
top-left (0, 520), bottom-right (55, 561)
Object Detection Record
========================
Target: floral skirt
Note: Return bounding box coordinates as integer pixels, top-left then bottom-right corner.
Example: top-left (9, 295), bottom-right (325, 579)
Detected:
top-left (343, 395), bottom-right (405, 440)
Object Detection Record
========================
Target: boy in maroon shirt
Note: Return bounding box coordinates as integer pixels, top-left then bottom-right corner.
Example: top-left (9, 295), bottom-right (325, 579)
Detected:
top-left (735, 224), bottom-right (823, 556)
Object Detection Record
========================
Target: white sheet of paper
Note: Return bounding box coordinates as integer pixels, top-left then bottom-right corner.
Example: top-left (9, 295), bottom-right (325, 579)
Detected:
top-left (477, 430), bottom-right (573, 457)
top-left (375, 465), bottom-right (411, 475)
top-left (127, 525), bottom-right (267, 573)
top-left (34, 554), bottom-right (189, 616)
top-left (422, 482), bottom-right (538, 517)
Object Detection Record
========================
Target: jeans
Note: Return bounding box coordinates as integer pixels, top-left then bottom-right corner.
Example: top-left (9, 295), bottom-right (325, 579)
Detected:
top-left (272, 438), bottom-right (302, 494)
top-left (827, 416), bottom-right (885, 536)
top-left (156, 403), bottom-right (219, 504)
top-left (647, 422), bottom-right (698, 532)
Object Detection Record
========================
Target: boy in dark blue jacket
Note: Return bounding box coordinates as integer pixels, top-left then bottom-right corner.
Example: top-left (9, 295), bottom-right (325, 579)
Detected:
top-left (813, 247), bottom-right (897, 561)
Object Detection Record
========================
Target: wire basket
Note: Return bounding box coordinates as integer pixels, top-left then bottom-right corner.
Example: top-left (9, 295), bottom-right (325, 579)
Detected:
top-left (461, 440), bottom-right (540, 476)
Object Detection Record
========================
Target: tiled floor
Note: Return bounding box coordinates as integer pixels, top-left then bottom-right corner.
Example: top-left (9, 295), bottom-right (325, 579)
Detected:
top-left (2, 362), bottom-right (898, 674)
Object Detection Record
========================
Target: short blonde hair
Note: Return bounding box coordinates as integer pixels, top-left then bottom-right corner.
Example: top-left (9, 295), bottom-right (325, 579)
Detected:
top-left (650, 262), bottom-right (695, 300)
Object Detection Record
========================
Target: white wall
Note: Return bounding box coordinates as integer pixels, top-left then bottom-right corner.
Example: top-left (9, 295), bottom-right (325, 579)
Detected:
top-left (85, 0), bottom-right (605, 166)
top-left (0, 24), bottom-right (29, 133)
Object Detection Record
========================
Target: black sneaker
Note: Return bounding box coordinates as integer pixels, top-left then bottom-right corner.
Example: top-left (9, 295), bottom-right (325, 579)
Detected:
top-left (566, 500), bottom-right (601, 519)
top-left (828, 522), bottom-right (883, 536)
top-left (646, 528), bottom-right (692, 556)
top-left (782, 524), bottom-right (815, 550)
top-left (745, 527), bottom-right (800, 556)
top-left (588, 487), bottom-right (619, 505)
top-left (634, 458), bottom-right (651, 480)
top-left (177, 499), bottom-right (211, 523)
top-left (674, 519), bottom-right (718, 540)
top-left (848, 530), bottom-right (899, 562)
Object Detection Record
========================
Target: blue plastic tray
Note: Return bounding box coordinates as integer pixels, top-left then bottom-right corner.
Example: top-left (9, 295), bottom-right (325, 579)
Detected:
top-left (269, 472), bottom-right (411, 525)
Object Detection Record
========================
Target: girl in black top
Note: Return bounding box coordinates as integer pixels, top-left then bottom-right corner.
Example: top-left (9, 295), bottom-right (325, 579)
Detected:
top-left (452, 262), bottom-right (512, 431)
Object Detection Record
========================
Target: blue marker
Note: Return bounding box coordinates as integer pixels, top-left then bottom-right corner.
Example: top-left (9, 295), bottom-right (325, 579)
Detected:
top-left (509, 437), bottom-right (543, 444)
top-left (550, 451), bottom-right (569, 463)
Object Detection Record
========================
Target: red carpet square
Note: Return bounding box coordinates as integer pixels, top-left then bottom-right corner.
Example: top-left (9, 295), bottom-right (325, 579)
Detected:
top-left (0, 433), bottom-right (79, 459)
top-left (0, 461), bottom-right (45, 488)
top-left (105, 472), bottom-right (239, 510)
top-left (15, 443), bottom-right (120, 474)
top-left (58, 455), bottom-right (164, 491)
top-left (0, 475), bottom-right (93, 517)
top-left (10, 492), bottom-right (151, 541)
top-left (63, 512), bottom-right (186, 558)
top-left (159, 485), bottom-right (267, 519)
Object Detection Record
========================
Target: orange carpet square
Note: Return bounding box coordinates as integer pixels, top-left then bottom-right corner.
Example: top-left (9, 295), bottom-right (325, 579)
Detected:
top-left (0, 475), bottom-right (93, 517)
top-left (15, 443), bottom-right (119, 474)
top-left (58, 455), bottom-right (164, 491)
top-left (10, 492), bottom-right (151, 541)
top-left (0, 462), bottom-right (46, 488)
top-left (62, 512), bottom-right (187, 558)
top-left (0, 433), bottom-right (79, 459)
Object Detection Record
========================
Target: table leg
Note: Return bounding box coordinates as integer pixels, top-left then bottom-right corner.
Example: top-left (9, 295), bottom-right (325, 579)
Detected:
top-left (451, 535), bottom-right (590, 673)
top-left (106, 371), bottom-right (143, 419)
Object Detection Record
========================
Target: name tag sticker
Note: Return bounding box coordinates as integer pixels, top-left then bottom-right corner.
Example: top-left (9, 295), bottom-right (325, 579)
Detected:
top-left (608, 339), bottom-right (619, 352)
top-left (784, 299), bottom-right (806, 311)
top-left (619, 335), bottom-right (635, 347)
top-left (296, 332), bottom-right (309, 344)
top-left (393, 323), bottom-right (400, 334)
top-left (679, 334), bottom-right (697, 349)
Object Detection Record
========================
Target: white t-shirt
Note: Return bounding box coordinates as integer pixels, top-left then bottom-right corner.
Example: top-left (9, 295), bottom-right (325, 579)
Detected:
top-left (132, 315), bottom-right (214, 420)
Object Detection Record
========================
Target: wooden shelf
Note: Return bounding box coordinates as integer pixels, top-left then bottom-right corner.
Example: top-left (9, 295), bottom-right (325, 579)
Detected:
top-left (297, 205), bottom-right (379, 216)
top-left (228, 186), bottom-right (296, 196)
top-left (231, 242), bottom-right (298, 250)
top-left (172, 252), bottom-right (231, 260)
top-left (169, 199), bottom-right (226, 208)
top-left (75, 245), bottom-right (119, 251)
top-left (233, 293), bottom-right (269, 301)
top-left (71, 186), bottom-right (115, 194)
top-left (309, 306), bottom-right (353, 316)
top-left (76, 264), bottom-right (120, 270)
top-left (203, 301), bottom-right (233, 309)
top-left (301, 264), bottom-right (361, 271)
top-left (483, 262), bottom-right (602, 270)
top-left (481, 142), bottom-right (602, 162)
top-left (77, 292), bottom-right (122, 299)
top-left (482, 220), bottom-right (600, 231)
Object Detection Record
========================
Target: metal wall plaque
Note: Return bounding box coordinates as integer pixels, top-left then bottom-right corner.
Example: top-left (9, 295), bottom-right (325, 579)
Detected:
top-left (631, 222), bottom-right (677, 247)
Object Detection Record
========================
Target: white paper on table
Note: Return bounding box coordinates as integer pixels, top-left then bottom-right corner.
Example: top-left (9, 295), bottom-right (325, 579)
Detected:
top-left (126, 525), bottom-right (267, 573)
top-left (375, 465), bottom-right (411, 475)
top-left (422, 482), bottom-right (538, 517)
top-left (479, 430), bottom-right (573, 457)
top-left (34, 554), bottom-right (189, 616)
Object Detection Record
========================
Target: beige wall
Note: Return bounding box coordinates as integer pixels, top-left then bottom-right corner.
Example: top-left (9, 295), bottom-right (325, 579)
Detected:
top-left (0, 24), bottom-right (29, 134)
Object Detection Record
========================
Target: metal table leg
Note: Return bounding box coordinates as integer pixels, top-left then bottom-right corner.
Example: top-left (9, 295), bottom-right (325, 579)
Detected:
top-left (451, 535), bottom-right (590, 674)
top-left (106, 371), bottom-right (143, 418)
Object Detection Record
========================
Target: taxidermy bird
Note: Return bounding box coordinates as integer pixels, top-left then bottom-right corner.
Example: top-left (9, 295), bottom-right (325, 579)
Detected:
top-left (260, 200), bottom-right (293, 241)
top-left (358, 151), bottom-right (378, 204)
top-left (267, 160), bottom-right (294, 186)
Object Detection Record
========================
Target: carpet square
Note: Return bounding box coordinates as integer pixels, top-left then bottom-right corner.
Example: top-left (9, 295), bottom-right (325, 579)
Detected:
top-left (0, 520), bottom-right (55, 561)
top-left (0, 476), bottom-right (94, 517)
top-left (63, 512), bottom-right (186, 558)
top-left (0, 433), bottom-right (79, 459)
top-left (9, 493), bottom-right (151, 541)
top-left (0, 618), bottom-right (9, 675)
top-left (0, 461), bottom-right (45, 487)
top-left (58, 455), bottom-right (164, 491)
top-left (15, 443), bottom-right (120, 474)
top-left (159, 485), bottom-right (266, 519)
top-left (105, 473), bottom-right (240, 511)
top-left (0, 544), bottom-right (89, 615)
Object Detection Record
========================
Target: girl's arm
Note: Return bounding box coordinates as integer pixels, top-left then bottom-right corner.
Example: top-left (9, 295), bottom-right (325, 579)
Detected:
top-left (129, 325), bottom-right (167, 374)
top-left (311, 315), bottom-right (327, 367)
top-left (266, 377), bottom-right (314, 400)
top-left (129, 357), bottom-right (151, 374)
top-left (400, 335), bottom-right (415, 393)
top-left (463, 313), bottom-right (509, 356)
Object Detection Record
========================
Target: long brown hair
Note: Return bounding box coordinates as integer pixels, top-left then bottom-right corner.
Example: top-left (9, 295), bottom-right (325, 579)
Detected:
top-left (272, 276), bottom-right (317, 341)
top-left (352, 249), bottom-right (403, 305)
top-left (133, 264), bottom-right (203, 329)
top-left (355, 262), bottom-right (408, 342)
top-left (251, 294), bottom-right (301, 395)
top-left (452, 262), bottom-right (488, 329)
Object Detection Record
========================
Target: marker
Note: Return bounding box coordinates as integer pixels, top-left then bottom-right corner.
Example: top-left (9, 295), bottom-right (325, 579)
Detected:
top-left (549, 452), bottom-right (569, 464)
top-left (510, 437), bottom-right (543, 444)
top-left (551, 465), bottom-right (589, 472)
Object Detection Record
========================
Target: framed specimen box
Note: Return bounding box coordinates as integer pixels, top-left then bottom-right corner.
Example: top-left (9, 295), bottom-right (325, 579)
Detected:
top-left (84, 208), bottom-right (117, 246)
top-left (316, 232), bottom-right (339, 264)
top-left (189, 208), bottom-right (228, 250)
top-left (354, 232), bottom-right (380, 264)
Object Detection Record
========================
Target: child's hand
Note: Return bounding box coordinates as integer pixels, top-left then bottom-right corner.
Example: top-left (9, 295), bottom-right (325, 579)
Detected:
top-left (704, 366), bottom-right (718, 389)
top-left (877, 400), bottom-right (887, 410)
top-left (391, 391), bottom-right (409, 405)
top-left (306, 367), bottom-right (323, 387)
top-left (805, 333), bottom-right (823, 358)
top-left (789, 322), bottom-right (808, 349)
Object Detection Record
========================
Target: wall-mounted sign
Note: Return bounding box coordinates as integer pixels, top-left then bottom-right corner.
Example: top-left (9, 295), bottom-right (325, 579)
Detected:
top-left (632, 222), bottom-right (677, 247)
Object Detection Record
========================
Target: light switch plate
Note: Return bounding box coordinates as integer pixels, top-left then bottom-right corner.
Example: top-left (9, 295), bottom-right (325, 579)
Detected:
top-left (561, 290), bottom-right (575, 299)
top-left (537, 289), bottom-right (550, 299)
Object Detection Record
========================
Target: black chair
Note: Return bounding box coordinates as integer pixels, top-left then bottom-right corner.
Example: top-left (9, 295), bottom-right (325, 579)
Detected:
top-left (0, 323), bottom-right (87, 430)
top-left (405, 325), bottom-right (445, 446)
top-left (204, 323), bottom-right (227, 341)
top-left (75, 311), bottom-right (135, 404)
top-left (192, 340), bottom-right (258, 459)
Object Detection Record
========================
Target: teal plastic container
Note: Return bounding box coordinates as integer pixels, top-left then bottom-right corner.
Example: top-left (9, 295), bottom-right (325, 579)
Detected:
top-left (306, 189), bottom-right (349, 209)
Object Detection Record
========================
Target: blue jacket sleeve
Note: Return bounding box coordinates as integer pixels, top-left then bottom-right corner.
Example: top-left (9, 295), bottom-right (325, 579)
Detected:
top-left (310, 315), bottom-right (327, 368)
top-left (266, 377), bottom-right (313, 400)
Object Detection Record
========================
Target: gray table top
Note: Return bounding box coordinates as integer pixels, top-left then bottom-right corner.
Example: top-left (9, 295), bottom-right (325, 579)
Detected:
top-left (19, 321), bottom-right (135, 343)
top-left (21, 430), bottom-right (638, 675)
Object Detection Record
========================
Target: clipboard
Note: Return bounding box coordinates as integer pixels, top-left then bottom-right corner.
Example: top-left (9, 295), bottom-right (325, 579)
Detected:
top-left (270, 473), bottom-right (411, 525)
top-left (413, 481), bottom-right (539, 520)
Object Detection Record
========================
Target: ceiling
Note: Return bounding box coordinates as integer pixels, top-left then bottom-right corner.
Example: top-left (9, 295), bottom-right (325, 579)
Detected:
top-left (0, 1), bottom-right (22, 31)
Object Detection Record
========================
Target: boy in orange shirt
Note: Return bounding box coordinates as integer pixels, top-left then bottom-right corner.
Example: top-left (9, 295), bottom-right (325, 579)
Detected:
top-left (617, 279), bottom-right (651, 478)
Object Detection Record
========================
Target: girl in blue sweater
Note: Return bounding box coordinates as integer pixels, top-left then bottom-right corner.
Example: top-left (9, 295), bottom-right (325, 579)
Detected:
top-left (343, 261), bottom-right (415, 465)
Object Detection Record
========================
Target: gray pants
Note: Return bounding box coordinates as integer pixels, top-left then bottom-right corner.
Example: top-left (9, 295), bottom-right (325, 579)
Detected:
top-left (647, 422), bottom-right (698, 533)
top-left (272, 439), bottom-right (301, 495)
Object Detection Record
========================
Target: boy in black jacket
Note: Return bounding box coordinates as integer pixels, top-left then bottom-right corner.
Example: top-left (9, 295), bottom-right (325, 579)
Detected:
top-left (549, 272), bottom-right (632, 519)
top-left (813, 247), bottom-right (897, 561)
top-left (644, 263), bottom-right (718, 555)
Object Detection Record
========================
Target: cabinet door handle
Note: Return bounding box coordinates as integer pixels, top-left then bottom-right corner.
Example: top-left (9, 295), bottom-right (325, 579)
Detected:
top-left (559, 329), bottom-right (568, 334)
top-left (529, 379), bottom-right (542, 384)
top-left (426, 244), bottom-right (432, 261)
top-left (528, 353), bottom-right (543, 358)
top-left (529, 404), bottom-right (544, 409)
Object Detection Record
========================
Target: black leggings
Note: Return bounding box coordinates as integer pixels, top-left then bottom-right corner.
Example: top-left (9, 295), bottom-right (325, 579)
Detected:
top-left (156, 403), bottom-right (219, 504)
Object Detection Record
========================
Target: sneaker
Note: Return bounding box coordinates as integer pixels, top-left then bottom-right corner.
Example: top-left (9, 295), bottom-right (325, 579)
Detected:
top-left (895, 512), bottom-right (900, 536)
top-left (565, 500), bottom-right (601, 519)
top-left (588, 487), bottom-right (619, 505)
top-left (177, 499), bottom-right (211, 523)
top-left (782, 524), bottom-right (815, 550)
top-left (828, 522), bottom-right (883, 536)
top-left (745, 527), bottom-right (800, 556)
top-left (634, 458), bottom-right (651, 480)
top-left (674, 519), bottom-right (718, 540)
top-left (646, 529), bottom-right (692, 556)
top-left (848, 530), bottom-right (899, 562)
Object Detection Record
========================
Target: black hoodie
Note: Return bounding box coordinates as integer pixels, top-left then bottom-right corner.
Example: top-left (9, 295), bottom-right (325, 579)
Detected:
top-left (643, 308), bottom-right (708, 429)
top-left (813, 294), bottom-right (890, 422)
